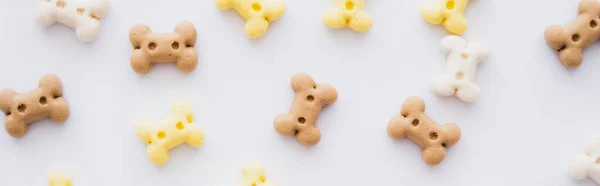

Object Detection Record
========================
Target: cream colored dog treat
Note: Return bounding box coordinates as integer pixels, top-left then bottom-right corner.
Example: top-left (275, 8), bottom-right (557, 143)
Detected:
top-left (420, 0), bottom-right (469, 35)
top-left (387, 96), bottom-right (461, 166)
top-left (322, 0), bottom-right (372, 32)
top-left (49, 171), bottom-right (72, 186)
top-left (570, 136), bottom-right (600, 184)
top-left (129, 21), bottom-right (198, 74)
top-left (135, 99), bottom-right (204, 166)
top-left (37, 0), bottom-right (109, 42)
top-left (545, 0), bottom-right (600, 69)
top-left (216, 0), bottom-right (286, 39)
top-left (432, 35), bottom-right (489, 102)
top-left (239, 162), bottom-right (276, 186)
top-left (274, 73), bottom-right (338, 146)
top-left (0, 74), bottom-right (69, 138)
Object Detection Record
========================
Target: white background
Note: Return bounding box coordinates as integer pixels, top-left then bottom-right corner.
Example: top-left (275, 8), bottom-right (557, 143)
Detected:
top-left (1, 0), bottom-right (600, 185)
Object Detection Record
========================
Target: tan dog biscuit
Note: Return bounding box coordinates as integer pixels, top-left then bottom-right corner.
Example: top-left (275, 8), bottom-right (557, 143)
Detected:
top-left (274, 73), bottom-right (338, 146)
top-left (129, 21), bottom-right (198, 74)
top-left (0, 74), bottom-right (69, 138)
top-left (387, 96), bottom-right (460, 166)
top-left (545, 0), bottom-right (600, 68)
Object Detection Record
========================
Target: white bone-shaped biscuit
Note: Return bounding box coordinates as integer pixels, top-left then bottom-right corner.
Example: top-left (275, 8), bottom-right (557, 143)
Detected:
top-left (570, 136), bottom-right (600, 184)
top-left (36, 0), bottom-right (109, 42)
top-left (432, 35), bottom-right (489, 102)
top-left (135, 99), bottom-right (204, 166)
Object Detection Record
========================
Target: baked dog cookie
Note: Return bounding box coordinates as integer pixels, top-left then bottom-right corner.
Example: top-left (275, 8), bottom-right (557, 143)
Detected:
top-left (0, 74), bottom-right (69, 138)
top-left (129, 21), bottom-right (198, 74)
top-left (545, 0), bottom-right (600, 68)
top-left (239, 162), bottom-right (276, 186)
top-left (322, 0), bottom-right (372, 32)
top-left (274, 73), bottom-right (338, 146)
top-left (37, 0), bottom-right (109, 42)
top-left (216, 0), bottom-right (286, 39)
top-left (420, 0), bottom-right (469, 35)
top-left (49, 171), bottom-right (72, 186)
top-left (570, 136), bottom-right (600, 184)
top-left (135, 99), bottom-right (204, 166)
top-left (387, 96), bottom-right (460, 166)
top-left (432, 35), bottom-right (489, 102)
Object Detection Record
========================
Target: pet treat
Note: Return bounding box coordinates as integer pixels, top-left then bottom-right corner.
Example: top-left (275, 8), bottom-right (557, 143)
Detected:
top-left (49, 171), bottom-right (71, 186)
top-left (420, 0), bottom-right (469, 35)
top-left (274, 73), bottom-right (338, 146)
top-left (129, 21), bottom-right (198, 74)
top-left (37, 0), bottom-right (109, 42)
top-left (570, 136), bottom-right (600, 184)
top-left (544, 0), bottom-right (600, 68)
top-left (432, 35), bottom-right (489, 102)
top-left (239, 162), bottom-right (276, 186)
top-left (0, 74), bottom-right (69, 138)
top-left (216, 0), bottom-right (286, 39)
top-left (322, 0), bottom-right (372, 32)
top-left (387, 96), bottom-right (461, 166)
top-left (135, 99), bottom-right (204, 166)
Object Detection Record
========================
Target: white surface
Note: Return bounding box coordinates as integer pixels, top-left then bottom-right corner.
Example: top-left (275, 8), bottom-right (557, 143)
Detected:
top-left (1, 0), bottom-right (600, 186)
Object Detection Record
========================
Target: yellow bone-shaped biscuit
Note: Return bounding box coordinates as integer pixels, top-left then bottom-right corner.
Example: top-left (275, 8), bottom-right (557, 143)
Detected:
top-left (49, 171), bottom-right (72, 186)
top-left (322, 0), bottom-right (372, 32)
top-left (135, 99), bottom-right (204, 166)
top-left (216, 0), bottom-right (286, 39)
top-left (239, 162), bottom-right (276, 186)
top-left (420, 0), bottom-right (469, 35)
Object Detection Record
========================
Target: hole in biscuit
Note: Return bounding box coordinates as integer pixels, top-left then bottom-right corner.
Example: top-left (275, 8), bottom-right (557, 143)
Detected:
top-left (5, 111), bottom-right (11, 116)
top-left (557, 45), bottom-right (566, 52)
top-left (572, 34), bottom-right (580, 42)
top-left (313, 85), bottom-right (317, 89)
top-left (294, 130), bottom-right (299, 135)
top-left (176, 122), bottom-right (185, 131)
top-left (185, 44), bottom-right (194, 48)
top-left (56, 0), bottom-right (65, 8)
top-left (17, 104), bottom-right (26, 113)
top-left (345, 0), bottom-right (355, 11)
top-left (445, 0), bottom-right (455, 10)
top-left (460, 53), bottom-right (469, 60)
top-left (186, 115), bottom-right (193, 123)
top-left (591, 20), bottom-right (598, 28)
top-left (306, 95), bottom-right (314, 101)
top-left (76, 8), bottom-right (84, 15)
top-left (172, 42), bottom-right (179, 50)
top-left (147, 140), bottom-right (152, 144)
top-left (90, 12), bottom-right (101, 20)
top-left (456, 72), bottom-right (464, 80)
top-left (39, 96), bottom-right (47, 105)
top-left (148, 42), bottom-right (157, 51)
top-left (429, 132), bottom-right (439, 140)
top-left (134, 45), bottom-right (141, 50)
top-left (251, 2), bottom-right (262, 12)
top-left (411, 119), bottom-right (419, 126)
top-left (53, 93), bottom-right (61, 99)
top-left (298, 117), bottom-right (306, 124)
top-left (252, 183), bottom-right (257, 186)
top-left (157, 131), bottom-right (166, 139)
top-left (260, 175), bottom-right (266, 182)
top-left (442, 143), bottom-right (447, 148)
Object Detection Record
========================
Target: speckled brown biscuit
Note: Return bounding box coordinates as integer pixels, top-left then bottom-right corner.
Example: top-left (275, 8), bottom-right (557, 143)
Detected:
top-left (545, 0), bottom-right (600, 69)
top-left (274, 73), bottom-right (338, 146)
top-left (387, 96), bottom-right (460, 166)
top-left (0, 74), bottom-right (69, 138)
top-left (129, 21), bottom-right (198, 74)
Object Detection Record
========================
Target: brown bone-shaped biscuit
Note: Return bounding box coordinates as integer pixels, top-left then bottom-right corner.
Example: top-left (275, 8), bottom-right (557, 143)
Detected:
top-left (387, 96), bottom-right (460, 166)
top-left (545, 0), bottom-right (600, 69)
top-left (129, 21), bottom-right (198, 74)
top-left (274, 73), bottom-right (338, 146)
top-left (0, 74), bottom-right (69, 138)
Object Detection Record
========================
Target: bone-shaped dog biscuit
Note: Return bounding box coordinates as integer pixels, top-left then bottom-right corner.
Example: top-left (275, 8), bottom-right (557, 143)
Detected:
top-left (129, 22), bottom-right (198, 74)
top-left (432, 35), bottom-right (489, 103)
top-left (387, 96), bottom-right (461, 166)
top-left (274, 73), bottom-right (338, 146)
top-left (570, 136), bottom-right (600, 184)
top-left (37, 0), bottom-right (109, 42)
top-left (545, 0), bottom-right (600, 69)
top-left (322, 0), bottom-right (372, 32)
top-left (420, 0), bottom-right (469, 35)
top-left (49, 171), bottom-right (72, 186)
top-left (239, 162), bottom-right (276, 186)
top-left (135, 99), bottom-right (204, 166)
top-left (216, 0), bottom-right (286, 39)
top-left (0, 74), bottom-right (69, 138)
